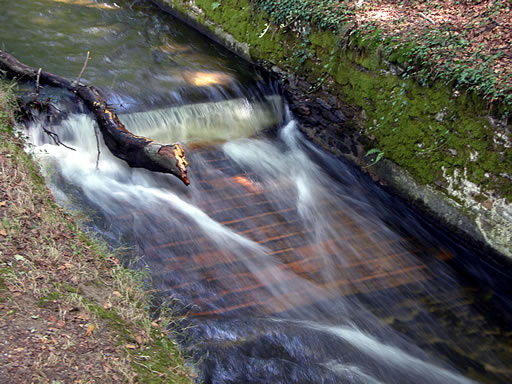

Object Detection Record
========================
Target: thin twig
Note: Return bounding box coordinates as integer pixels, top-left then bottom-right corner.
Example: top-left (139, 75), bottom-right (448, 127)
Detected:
top-left (35, 68), bottom-right (42, 100)
top-left (47, 103), bottom-right (64, 114)
top-left (94, 125), bottom-right (101, 170)
top-left (259, 23), bottom-right (271, 39)
top-left (73, 51), bottom-right (90, 86)
top-left (307, 74), bottom-right (329, 94)
top-left (132, 360), bottom-right (165, 377)
top-left (110, 73), bottom-right (118, 90)
top-left (129, 0), bottom-right (140, 10)
top-left (419, 12), bottom-right (435, 25)
top-left (271, 15), bottom-right (299, 40)
top-left (42, 126), bottom-right (76, 151)
top-left (417, 140), bottom-right (448, 155)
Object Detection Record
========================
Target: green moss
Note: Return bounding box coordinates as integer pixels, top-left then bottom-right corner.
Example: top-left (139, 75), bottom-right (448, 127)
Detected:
top-left (37, 291), bottom-right (63, 306)
top-left (168, 0), bottom-right (512, 201)
top-left (329, 55), bottom-right (511, 192)
top-left (309, 30), bottom-right (337, 50)
top-left (88, 303), bottom-right (129, 332)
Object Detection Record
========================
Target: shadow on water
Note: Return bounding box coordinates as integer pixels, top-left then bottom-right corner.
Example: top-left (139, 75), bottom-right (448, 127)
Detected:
top-left (3, 0), bottom-right (512, 383)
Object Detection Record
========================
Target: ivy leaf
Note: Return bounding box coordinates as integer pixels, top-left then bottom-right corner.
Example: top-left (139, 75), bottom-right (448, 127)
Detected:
top-left (364, 149), bottom-right (384, 168)
top-left (365, 148), bottom-right (382, 156)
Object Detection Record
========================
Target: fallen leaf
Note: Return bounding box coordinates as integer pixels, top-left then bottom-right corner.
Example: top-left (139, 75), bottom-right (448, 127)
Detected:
top-left (56, 320), bottom-right (65, 328)
top-left (151, 321), bottom-right (160, 328)
top-left (232, 175), bottom-right (261, 193)
top-left (76, 312), bottom-right (89, 321)
top-left (110, 257), bottom-right (120, 265)
top-left (103, 301), bottom-right (112, 310)
top-left (84, 324), bottom-right (96, 337)
top-left (48, 315), bottom-right (58, 323)
top-left (112, 291), bottom-right (121, 297)
top-left (0, 228), bottom-right (7, 237)
top-left (125, 344), bottom-right (137, 350)
top-left (0, 201), bottom-right (7, 207)
top-left (135, 335), bottom-right (143, 345)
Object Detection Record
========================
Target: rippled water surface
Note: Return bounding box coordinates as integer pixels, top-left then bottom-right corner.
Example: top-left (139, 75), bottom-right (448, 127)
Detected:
top-left (2, 1), bottom-right (512, 383)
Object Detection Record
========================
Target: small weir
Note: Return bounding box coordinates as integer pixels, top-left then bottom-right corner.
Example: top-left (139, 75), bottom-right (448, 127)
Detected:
top-left (2, 1), bottom-right (512, 383)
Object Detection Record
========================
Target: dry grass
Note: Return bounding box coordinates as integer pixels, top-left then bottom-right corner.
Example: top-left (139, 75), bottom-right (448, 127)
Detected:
top-left (0, 80), bottom-right (196, 383)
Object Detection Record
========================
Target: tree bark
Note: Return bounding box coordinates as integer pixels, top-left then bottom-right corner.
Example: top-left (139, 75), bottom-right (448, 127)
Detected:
top-left (0, 50), bottom-right (190, 185)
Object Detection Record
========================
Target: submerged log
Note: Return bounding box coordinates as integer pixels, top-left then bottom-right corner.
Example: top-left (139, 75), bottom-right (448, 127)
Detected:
top-left (0, 50), bottom-right (190, 185)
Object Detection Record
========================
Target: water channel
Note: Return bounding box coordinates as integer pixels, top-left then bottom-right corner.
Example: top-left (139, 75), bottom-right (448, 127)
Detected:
top-left (2, 0), bottom-right (512, 383)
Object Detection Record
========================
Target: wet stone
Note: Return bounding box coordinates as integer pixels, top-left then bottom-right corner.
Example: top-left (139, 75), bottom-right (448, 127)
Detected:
top-left (294, 105), bottom-right (311, 116)
top-left (334, 110), bottom-right (346, 122)
top-left (296, 80), bottom-right (311, 92)
top-left (327, 95), bottom-right (338, 107)
top-left (335, 141), bottom-right (350, 154)
top-left (321, 108), bottom-right (343, 123)
top-left (315, 97), bottom-right (332, 111)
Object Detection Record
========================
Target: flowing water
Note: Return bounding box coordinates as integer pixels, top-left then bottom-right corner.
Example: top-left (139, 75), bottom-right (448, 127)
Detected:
top-left (2, 1), bottom-right (512, 383)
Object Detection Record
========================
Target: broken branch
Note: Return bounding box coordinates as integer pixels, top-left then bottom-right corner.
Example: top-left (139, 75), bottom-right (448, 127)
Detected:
top-left (0, 50), bottom-right (190, 185)
top-left (94, 125), bottom-right (101, 170)
top-left (73, 51), bottom-right (90, 87)
top-left (419, 12), bottom-right (435, 25)
top-left (35, 68), bottom-right (42, 100)
top-left (42, 125), bottom-right (76, 151)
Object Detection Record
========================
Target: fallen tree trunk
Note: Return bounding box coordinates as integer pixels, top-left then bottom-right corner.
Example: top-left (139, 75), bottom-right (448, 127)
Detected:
top-left (0, 50), bottom-right (190, 185)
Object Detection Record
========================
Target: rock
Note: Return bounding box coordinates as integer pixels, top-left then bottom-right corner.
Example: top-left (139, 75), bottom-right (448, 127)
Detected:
top-left (335, 141), bottom-right (350, 154)
top-left (334, 110), bottom-right (346, 122)
top-left (271, 65), bottom-right (284, 74)
top-left (321, 109), bottom-right (343, 123)
top-left (315, 97), bottom-right (332, 111)
top-left (295, 105), bottom-right (311, 116)
top-left (500, 172), bottom-right (512, 181)
top-left (328, 96), bottom-right (338, 107)
top-left (297, 80), bottom-right (311, 91)
top-left (435, 108), bottom-right (448, 122)
top-left (482, 199), bottom-right (493, 210)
